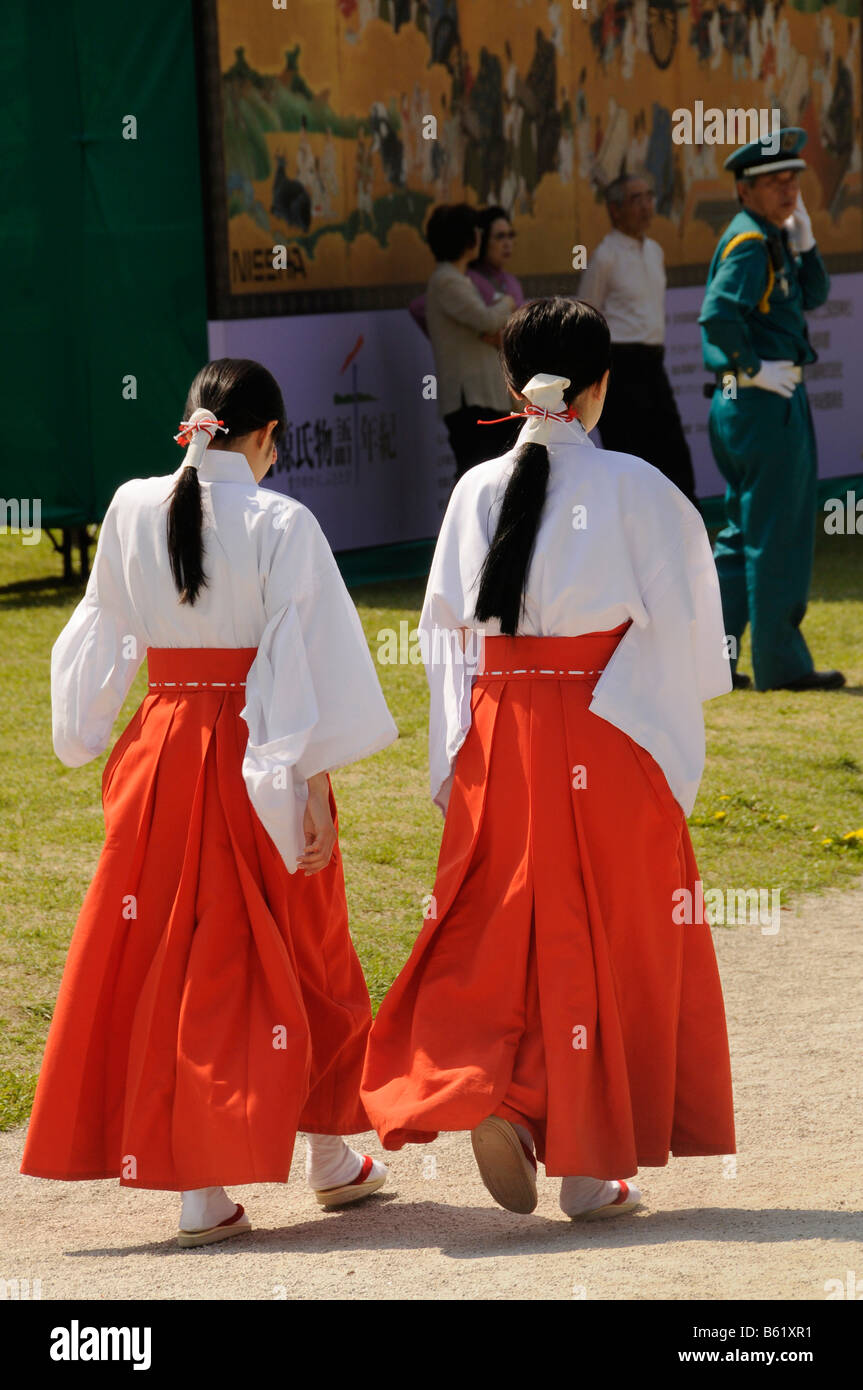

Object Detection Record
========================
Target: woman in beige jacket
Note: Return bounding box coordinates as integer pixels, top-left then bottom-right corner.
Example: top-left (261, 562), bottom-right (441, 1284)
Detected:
top-left (423, 203), bottom-right (520, 479)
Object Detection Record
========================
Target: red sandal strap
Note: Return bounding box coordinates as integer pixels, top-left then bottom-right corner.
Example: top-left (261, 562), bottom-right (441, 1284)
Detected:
top-left (611, 1182), bottom-right (629, 1206)
top-left (219, 1204), bottom-right (245, 1228)
top-left (349, 1155), bottom-right (374, 1186)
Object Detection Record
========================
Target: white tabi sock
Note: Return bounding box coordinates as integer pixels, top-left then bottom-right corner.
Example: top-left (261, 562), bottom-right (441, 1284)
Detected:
top-left (559, 1175), bottom-right (622, 1217)
top-left (304, 1133), bottom-right (364, 1190)
top-left (180, 1185), bottom-right (237, 1232)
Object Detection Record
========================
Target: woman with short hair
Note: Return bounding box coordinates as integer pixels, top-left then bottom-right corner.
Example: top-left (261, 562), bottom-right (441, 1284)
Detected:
top-left (418, 203), bottom-right (521, 479)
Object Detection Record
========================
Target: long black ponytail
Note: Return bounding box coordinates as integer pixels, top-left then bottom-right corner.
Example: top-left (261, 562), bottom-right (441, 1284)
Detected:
top-left (167, 358), bottom-right (286, 605)
top-left (473, 298), bottom-right (611, 635)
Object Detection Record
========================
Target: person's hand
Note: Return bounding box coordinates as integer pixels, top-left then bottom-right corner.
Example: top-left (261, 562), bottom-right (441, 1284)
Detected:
top-left (750, 360), bottom-right (798, 398)
top-left (783, 193), bottom-right (815, 254)
top-left (297, 773), bottom-right (336, 875)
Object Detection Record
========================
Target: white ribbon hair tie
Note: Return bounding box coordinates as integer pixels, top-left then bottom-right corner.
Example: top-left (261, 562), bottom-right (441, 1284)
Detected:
top-left (174, 408), bottom-right (229, 470)
top-left (518, 374), bottom-right (578, 445)
top-left (477, 373), bottom-right (582, 444)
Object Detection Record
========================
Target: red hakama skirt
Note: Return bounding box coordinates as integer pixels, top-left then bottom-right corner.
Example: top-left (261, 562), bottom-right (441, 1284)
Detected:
top-left (361, 628), bottom-right (736, 1178)
top-left (21, 648), bottom-right (371, 1190)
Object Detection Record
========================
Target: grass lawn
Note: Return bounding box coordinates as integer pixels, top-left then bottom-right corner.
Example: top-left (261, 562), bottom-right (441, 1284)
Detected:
top-left (1, 523), bottom-right (862, 1128)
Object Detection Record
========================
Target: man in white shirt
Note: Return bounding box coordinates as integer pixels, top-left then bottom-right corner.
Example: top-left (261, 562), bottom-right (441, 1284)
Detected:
top-left (578, 175), bottom-right (697, 506)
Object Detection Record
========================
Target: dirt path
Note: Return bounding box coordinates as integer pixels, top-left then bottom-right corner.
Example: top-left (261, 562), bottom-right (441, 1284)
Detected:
top-left (2, 881), bottom-right (862, 1301)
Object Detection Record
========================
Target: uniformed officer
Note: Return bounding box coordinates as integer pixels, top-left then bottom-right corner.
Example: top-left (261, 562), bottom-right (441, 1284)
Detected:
top-left (699, 128), bottom-right (844, 691)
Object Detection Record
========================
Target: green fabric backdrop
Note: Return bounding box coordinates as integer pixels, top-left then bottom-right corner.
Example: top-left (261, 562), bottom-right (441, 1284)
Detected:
top-left (0, 1), bottom-right (208, 526)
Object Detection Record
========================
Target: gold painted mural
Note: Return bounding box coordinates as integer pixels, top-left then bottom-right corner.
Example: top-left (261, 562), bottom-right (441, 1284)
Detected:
top-left (214, 0), bottom-right (862, 304)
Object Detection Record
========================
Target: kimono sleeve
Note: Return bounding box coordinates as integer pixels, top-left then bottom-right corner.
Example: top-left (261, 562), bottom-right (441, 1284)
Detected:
top-left (589, 509), bottom-right (732, 817)
top-left (51, 490), bottom-right (146, 767)
top-left (418, 591), bottom-right (480, 815)
top-left (416, 487), bottom-right (482, 814)
top-left (240, 506), bottom-right (398, 871)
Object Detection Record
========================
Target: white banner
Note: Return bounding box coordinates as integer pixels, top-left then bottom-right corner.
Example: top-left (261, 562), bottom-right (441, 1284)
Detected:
top-left (209, 270), bottom-right (863, 551)
top-left (208, 312), bottom-right (453, 552)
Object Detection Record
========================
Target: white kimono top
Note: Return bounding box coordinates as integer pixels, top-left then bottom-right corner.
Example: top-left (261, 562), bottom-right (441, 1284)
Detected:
top-left (420, 414), bottom-right (732, 817)
top-left (52, 448), bottom-right (399, 871)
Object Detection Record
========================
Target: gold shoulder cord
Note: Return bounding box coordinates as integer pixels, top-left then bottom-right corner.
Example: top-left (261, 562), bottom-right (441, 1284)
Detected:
top-left (719, 231), bottom-right (774, 313)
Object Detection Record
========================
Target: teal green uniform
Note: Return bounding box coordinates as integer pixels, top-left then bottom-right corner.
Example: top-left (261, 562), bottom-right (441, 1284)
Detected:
top-left (698, 208), bottom-right (830, 689)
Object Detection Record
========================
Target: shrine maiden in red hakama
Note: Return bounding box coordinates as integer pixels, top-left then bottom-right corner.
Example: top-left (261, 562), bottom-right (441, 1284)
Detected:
top-left (362, 367), bottom-right (736, 1200)
top-left (21, 403), bottom-right (398, 1207)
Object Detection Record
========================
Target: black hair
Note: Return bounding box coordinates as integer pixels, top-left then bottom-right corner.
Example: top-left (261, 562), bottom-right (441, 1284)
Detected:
top-left (425, 202), bottom-right (479, 262)
top-left (469, 205), bottom-right (512, 268)
top-left (167, 358), bottom-right (286, 605)
top-left (473, 297), bottom-right (611, 635)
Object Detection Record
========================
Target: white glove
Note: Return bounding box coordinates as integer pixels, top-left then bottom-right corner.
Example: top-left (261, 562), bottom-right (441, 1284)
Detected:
top-left (750, 360), bottom-right (798, 398)
top-left (783, 193), bottom-right (815, 254)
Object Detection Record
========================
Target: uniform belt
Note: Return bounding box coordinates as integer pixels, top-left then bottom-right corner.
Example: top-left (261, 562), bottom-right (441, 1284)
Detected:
top-left (704, 364), bottom-right (803, 397)
top-left (736, 365), bottom-right (802, 387)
